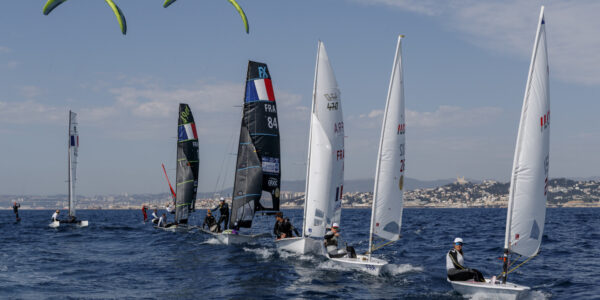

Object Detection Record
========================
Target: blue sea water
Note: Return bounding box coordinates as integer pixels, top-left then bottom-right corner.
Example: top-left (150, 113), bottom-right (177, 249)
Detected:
top-left (1, 208), bottom-right (598, 299)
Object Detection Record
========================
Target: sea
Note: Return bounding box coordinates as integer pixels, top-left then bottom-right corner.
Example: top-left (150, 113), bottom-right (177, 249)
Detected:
top-left (1, 208), bottom-right (598, 299)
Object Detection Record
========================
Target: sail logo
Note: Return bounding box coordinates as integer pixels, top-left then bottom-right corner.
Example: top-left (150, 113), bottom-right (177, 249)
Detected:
top-left (334, 122), bottom-right (344, 134)
top-left (540, 110), bottom-right (550, 131)
top-left (246, 79), bottom-right (275, 102)
top-left (264, 103), bottom-right (277, 113)
top-left (180, 106), bottom-right (191, 123)
top-left (258, 66), bottom-right (268, 79)
top-left (267, 177), bottom-right (278, 187)
top-left (397, 123), bottom-right (405, 135)
top-left (262, 157), bottom-right (280, 174)
top-left (324, 92), bottom-right (339, 101)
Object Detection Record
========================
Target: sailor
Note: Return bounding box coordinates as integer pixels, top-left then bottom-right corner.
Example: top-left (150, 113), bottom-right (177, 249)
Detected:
top-left (13, 202), bottom-right (21, 221)
top-left (51, 209), bottom-right (60, 222)
top-left (202, 209), bottom-right (219, 232)
top-left (212, 198), bottom-right (230, 230)
top-left (157, 213), bottom-right (168, 228)
top-left (151, 208), bottom-right (159, 224)
top-left (166, 202), bottom-right (175, 214)
top-left (446, 237), bottom-right (485, 282)
top-left (273, 212), bottom-right (294, 239)
top-left (324, 223), bottom-right (352, 258)
top-left (142, 205), bottom-right (148, 222)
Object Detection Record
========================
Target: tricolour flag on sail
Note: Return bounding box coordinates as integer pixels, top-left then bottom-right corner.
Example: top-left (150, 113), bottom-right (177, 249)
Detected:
top-left (245, 79), bottom-right (275, 102)
top-left (178, 123), bottom-right (198, 141)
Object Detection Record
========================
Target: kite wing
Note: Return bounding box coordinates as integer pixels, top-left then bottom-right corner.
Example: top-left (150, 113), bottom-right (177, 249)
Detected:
top-left (105, 0), bottom-right (127, 35)
top-left (163, 0), bottom-right (177, 8)
top-left (43, 0), bottom-right (68, 15)
top-left (228, 0), bottom-right (249, 34)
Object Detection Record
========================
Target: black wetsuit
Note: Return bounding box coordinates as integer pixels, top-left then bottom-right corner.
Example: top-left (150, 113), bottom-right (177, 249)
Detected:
top-left (203, 215), bottom-right (218, 232)
top-left (273, 219), bottom-right (293, 239)
top-left (13, 203), bottom-right (20, 220)
top-left (447, 249), bottom-right (485, 282)
top-left (212, 203), bottom-right (229, 230)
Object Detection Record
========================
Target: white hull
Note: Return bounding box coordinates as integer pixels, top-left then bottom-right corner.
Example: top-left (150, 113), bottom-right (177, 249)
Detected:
top-left (49, 220), bottom-right (88, 228)
top-left (448, 278), bottom-right (530, 300)
top-left (200, 229), bottom-right (259, 245)
top-left (275, 237), bottom-right (325, 256)
top-left (329, 254), bottom-right (388, 276)
top-left (154, 224), bottom-right (194, 232)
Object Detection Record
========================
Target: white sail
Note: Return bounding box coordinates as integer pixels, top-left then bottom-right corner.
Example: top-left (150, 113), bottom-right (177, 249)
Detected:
top-left (303, 41), bottom-right (344, 237)
top-left (370, 35), bottom-right (405, 245)
top-left (68, 111), bottom-right (79, 217)
top-left (505, 6), bottom-right (550, 258)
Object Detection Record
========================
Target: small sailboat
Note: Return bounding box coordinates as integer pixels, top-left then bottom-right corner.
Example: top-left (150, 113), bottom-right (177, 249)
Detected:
top-left (155, 103), bottom-right (199, 231)
top-left (448, 6), bottom-right (550, 299)
top-left (50, 111), bottom-right (88, 228)
top-left (275, 41), bottom-right (343, 255)
top-left (328, 35), bottom-right (406, 276)
top-left (204, 61), bottom-right (281, 245)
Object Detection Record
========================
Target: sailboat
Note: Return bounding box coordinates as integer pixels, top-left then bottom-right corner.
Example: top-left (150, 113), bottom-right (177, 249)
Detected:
top-left (448, 6), bottom-right (550, 299)
top-left (156, 103), bottom-right (199, 231)
top-left (327, 35), bottom-right (406, 276)
top-left (203, 61), bottom-right (281, 245)
top-left (275, 41), bottom-right (343, 255)
top-left (49, 111), bottom-right (88, 228)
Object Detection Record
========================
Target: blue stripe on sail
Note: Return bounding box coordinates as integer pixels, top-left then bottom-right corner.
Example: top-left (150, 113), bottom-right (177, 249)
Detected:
top-left (70, 136), bottom-right (75, 146)
top-left (245, 81), bottom-right (259, 102)
top-left (250, 133), bottom-right (278, 136)
top-left (234, 193), bottom-right (261, 200)
top-left (178, 125), bottom-right (188, 141)
top-left (237, 166), bottom-right (260, 171)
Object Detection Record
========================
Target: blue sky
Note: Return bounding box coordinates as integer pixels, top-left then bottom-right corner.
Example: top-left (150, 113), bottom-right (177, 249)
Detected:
top-left (0, 0), bottom-right (598, 195)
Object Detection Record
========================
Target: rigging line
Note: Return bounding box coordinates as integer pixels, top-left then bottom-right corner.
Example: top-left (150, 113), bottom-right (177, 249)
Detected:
top-left (363, 239), bottom-right (395, 255)
top-left (213, 128), bottom-right (237, 196)
top-left (497, 252), bottom-right (538, 278)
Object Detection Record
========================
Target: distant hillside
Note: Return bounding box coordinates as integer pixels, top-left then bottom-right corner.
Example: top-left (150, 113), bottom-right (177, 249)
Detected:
top-left (277, 178), bottom-right (461, 193)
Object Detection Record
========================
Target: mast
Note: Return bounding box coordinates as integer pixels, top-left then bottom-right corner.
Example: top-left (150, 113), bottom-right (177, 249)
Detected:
top-left (67, 110), bottom-right (73, 217)
top-left (503, 6), bottom-right (547, 283)
top-left (302, 41), bottom-right (321, 237)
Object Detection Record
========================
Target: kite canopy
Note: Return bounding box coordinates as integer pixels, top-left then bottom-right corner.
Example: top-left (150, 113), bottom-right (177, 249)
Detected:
top-left (42, 0), bottom-right (127, 35)
top-left (163, 0), bottom-right (249, 34)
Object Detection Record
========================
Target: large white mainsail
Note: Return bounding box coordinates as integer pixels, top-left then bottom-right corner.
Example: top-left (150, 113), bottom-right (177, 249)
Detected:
top-left (68, 110), bottom-right (79, 218)
top-left (504, 6), bottom-right (550, 260)
top-left (369, 35), bottom-right (405, 254)
top-left (303, 41), bottom-right (344, 238)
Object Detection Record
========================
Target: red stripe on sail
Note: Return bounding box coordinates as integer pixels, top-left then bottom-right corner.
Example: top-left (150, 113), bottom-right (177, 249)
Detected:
top-left (191, 123), bottom-right (198, 139)
top-left (264, 78), bottom-right (275, 101)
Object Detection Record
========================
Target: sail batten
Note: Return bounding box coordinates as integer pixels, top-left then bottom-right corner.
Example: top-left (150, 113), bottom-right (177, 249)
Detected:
top-left (230, 61), bottom-right (281, 229)
top-left (303, 41), bottom-right (344, 238)
top-left (504, 6), bottom-right (550, 258)
top-left (174, 103), bottom-right (199, 224)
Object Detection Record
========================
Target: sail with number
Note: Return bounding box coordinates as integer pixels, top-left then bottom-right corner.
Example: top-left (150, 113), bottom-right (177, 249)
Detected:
top-left (303, 41), bottom-right (344, 238)
top-left (230, 61), bottom-right (281, 229)
top-left (369, 35), bottom-right (405, 253)
top-left (504, 7), bottom-right (550, 259)
top-left (68, 110), bottom-right (79, 218)
top-left (175, 103), bottom-right (200, 224)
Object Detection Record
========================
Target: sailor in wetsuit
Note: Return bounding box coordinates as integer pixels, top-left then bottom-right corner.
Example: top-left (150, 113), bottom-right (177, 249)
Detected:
top-left (151, 208), bottom-right (159, 224)
top-left (157, 213), bottom-right (168, 228)
top-left (51, 210), bottom-right (60, 222)
top-left (166, 202), bottom-right (175, 214)
top-left (202, 209), bottom-right (219, 232)
top-left (446, 237), bottom-right (485, 282)
top-left (324, 223), bottom-right (357, 258)
top-left (13, 202), bottom-right (21, 221)
top-left (273, 212), bottom-right (293, 239)
top-left (212, 198), bottom-right (230, 230)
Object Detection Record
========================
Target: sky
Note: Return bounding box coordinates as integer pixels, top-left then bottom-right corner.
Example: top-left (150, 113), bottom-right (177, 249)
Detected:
top-left (0, 0), bottom-right (598, 195)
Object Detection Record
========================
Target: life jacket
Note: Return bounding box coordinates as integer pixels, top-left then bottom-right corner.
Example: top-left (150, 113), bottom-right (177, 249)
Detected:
top-left (448, 249), bottom-right (465, 270)
top-left (324, 231), bottom-right (338, 247)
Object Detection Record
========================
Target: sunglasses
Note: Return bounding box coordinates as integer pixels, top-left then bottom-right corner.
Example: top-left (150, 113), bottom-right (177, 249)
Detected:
top-left (455, 242), bottom-right (463, 246)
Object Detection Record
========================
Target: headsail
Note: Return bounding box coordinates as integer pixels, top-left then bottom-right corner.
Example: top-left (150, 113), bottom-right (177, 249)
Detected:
top-left (504, 6), bottom-right (550, 258)
top-left (68, 110), bottom-right (79, 218)
top-left (175, 103), bottom-right (199, 224)
top-left (303, 41), bottom-right (344, 238)
top-left (369, 35), bottom-right (406, 252)
top-left (230, 61), bottom-right (281, 229)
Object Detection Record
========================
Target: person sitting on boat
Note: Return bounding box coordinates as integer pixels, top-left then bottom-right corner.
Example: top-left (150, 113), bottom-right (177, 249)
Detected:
top-left (13, 202), bottom-right (21, 221)
top-left (273, 212), bottom-right (293, 239)
top-left (446, 237), bottom-right (485, 282)
top-left (324, 223), bottom-right (353, 258)
top-left (51, 210), bottom-right (60, 222)
top-left (166, 202), bottom-right (175, 214)
top-left (151, 208), bottom-right (159, 224)
top-left (203, 209), bottom-right (219, 232)
top-left (212, 198), bottom-right (230, 230)
top-left (157, 213), bottom-right (168, 228)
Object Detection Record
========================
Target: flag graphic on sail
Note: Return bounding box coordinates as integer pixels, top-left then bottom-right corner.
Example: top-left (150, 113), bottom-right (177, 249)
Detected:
top-left (230, 61), bottom-right (281, 229)
top-left (175, 103), bottom-right (199, 224)
top-left (303, 41), bottom-right (344, 237)
top-left (505, 8), bottom-right (550, 258)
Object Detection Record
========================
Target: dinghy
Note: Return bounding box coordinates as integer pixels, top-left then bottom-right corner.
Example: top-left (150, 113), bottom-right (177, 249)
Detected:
top-left (50, 111), bottom-right (88, 228)
top-left (449, 7), bottom-right (550, 299)
top-left (275, 41), bottom-right (343, 256)
top-left (155, 103), bottom-right (199, 231)
top-left (329, 35), bottom-right (406, 276)
top-left (205, 61), bottom-right (282, 245)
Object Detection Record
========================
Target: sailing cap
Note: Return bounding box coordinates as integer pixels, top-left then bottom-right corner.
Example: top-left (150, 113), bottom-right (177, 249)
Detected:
top-left (454, 237), bottom-right (463, 244)
top-left (332, 223), bottom-right (339, 228)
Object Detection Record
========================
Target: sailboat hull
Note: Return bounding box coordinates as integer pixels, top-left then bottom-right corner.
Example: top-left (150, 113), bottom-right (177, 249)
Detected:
top-left (329, 255), bottom-right (388, 276)
top-left (49, 220), bottom-right (88, 228)
top-left (448, 278), bottom-right (530, 300)
top-left (200, 229), bottom-right (261, 245)
top-left (275, 237), bottom-right (325, 256)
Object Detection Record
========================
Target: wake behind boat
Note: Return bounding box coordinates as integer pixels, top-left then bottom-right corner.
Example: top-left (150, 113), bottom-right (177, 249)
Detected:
top-left (449, 7), bottom-right (550, 299)
top-left (49, 111), bottom-right (88, 228)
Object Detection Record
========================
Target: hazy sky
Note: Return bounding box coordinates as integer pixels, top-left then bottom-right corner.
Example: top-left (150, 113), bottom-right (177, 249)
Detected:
top-left (0, 0), bottom-right (598, 195)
